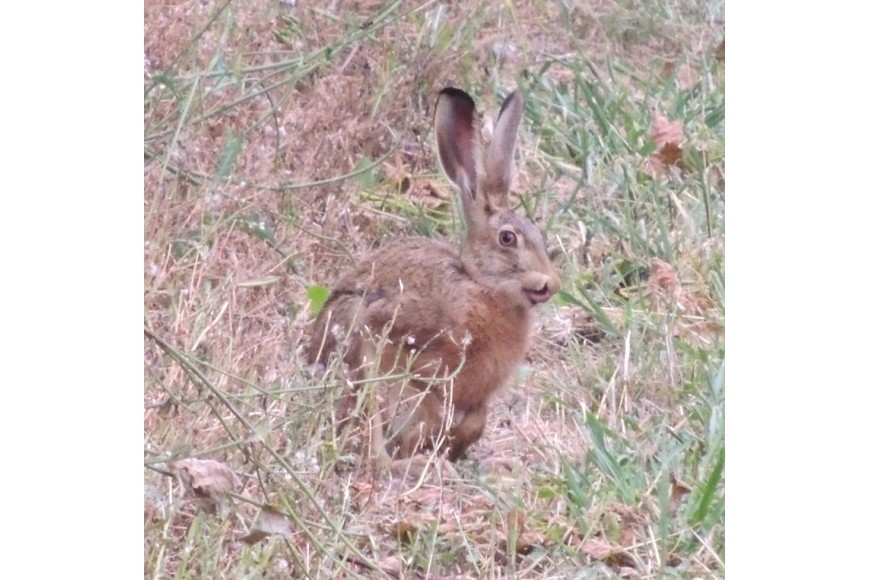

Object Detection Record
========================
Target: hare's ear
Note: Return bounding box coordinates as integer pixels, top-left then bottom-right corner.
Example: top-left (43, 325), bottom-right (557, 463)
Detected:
top-left (434, 87), bottom-right (490, 237)
top-left (482, 91), bottom-right (524, 200)
top-left (434, 88), bottom-right (480, 198)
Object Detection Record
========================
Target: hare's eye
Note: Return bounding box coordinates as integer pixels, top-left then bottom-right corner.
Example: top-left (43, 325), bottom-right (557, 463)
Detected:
top-left (499, 230), bottom-right (517, 247)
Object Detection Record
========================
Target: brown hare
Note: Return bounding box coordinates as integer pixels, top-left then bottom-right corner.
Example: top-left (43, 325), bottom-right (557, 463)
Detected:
top-left (307, 87), bottom-right (560, 474)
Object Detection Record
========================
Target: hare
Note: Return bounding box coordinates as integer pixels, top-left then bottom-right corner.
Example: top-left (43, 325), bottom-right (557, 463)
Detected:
top-left (307, 87), bottom-right (560, 473)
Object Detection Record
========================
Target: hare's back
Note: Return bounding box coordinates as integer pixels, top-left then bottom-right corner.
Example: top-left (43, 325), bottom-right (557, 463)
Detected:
top-left (332, 237), bottom-right (464, 296)
top-left (308, 237), bottom-right (469, 365)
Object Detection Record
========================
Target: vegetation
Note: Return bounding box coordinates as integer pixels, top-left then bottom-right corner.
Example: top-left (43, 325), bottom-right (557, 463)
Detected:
top-left (145, 0), bottom-right (725, 576)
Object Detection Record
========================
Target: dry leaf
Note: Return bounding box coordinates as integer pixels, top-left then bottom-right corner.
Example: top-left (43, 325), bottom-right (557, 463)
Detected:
top-left (582, 537), bottom-right (619, 560)
top-left (646, 257), bottom-right (686, 319)
top-left (479, 456), bottom-right (522, 476)
top-left (648, 258), bottom-right (682, 303)
top-left (350, 480), bottom-right (376, 503)
top-left (172, 457), bottom-right (241, 516)
top-left (172, 458), bottom-right (240, 500)
top-left (643, 156), bottom-right (667, 179)
top-left (646, 259), bottom-right (723, 343)
top-left (716, 39), bottom-right (725, 64)
top-left (406, 486), bottom-right (444, 505)
top-left (495, 510), bottom-right (534, 564)
top-left (377, 556), bottom-right (403, 577)
top-left (409, 178), bottom-right (451, 209)
top-left (645, 115), bottom-right (686, 178)
top-left (657, 142), bottom-right (683, 166)
top-left (382, 155), bottom-right (407, 184)
top-left (582, 538), bottom-right (621, 562)
top-left (392, 520), bottom-right (419, 544)
top-left (413, 182), bottom-right (454, 209)
top-left (383, 513), bottom-right (437, 543)
top-left (240, 505), bottom-right (294, 544)
top-left (582, 538), bottom-right (637, 568)
top-left (516, 530), bottom-right (546, 554)
top-left (602, 502), bottom-right (646, 548)
top-left (419, 178), bottom-right (450, 199)
top-left (670, 473), bottom-right (692, 504)
top-left (651, 115), bottom-right (685, 150)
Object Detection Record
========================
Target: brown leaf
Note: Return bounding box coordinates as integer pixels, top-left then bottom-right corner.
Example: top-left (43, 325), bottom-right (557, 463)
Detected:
top-left (350, 480), bottom-right (376, 503)
top-left (172, 458), bottom-right (240, 500)
top-left (171, 458), bottom-right (241, 516)
top-left (647, 258), bottom-right (684, 317)
top-left (409, 178), bottom-right (451, 209)
top-left (643, 156), bottom-right (667, 179)
top-left (582, 537), bottom-right (618, 560)
top-left (644, 115), bottom-right (686, 178)
top-left (381, 155), bottom-right (407, 184)
top-left (240, 505), bottom-right (294, 544)
top-left (651, 115), bottom-right (685, 150)
top-left (406, 486), bottom-right (444, 505)
top-left (419, 178), bottom-right (450, 199)
top-left (516, 531), bottom-right (546, 554)
top-left (392, 520), bottom-right (419, 544)
top-left (648, 258), bottom-right (682, 299)
top-left (670, 473), bottom-right (692, 504)
top-left (645, 258), bottom-right (723, 344)
top-left (602, 503), bottom-right (646, 548)
top-left (496, 510), bottom-right (539, 563)
top-left (479, 456), bottom-right (522, 476)
top-left (716, 39), bottom-right (725, 64)
top-left (657, 142), bottom-right (683, 166)
top-left (377, 556), bottom-right (403, 576)
top-left (582, 538), bottom-right (637, 569)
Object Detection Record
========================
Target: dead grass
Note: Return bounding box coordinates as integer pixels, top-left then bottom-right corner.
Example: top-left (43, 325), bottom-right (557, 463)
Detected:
top-left (145, 0), bottom-right (725, 577)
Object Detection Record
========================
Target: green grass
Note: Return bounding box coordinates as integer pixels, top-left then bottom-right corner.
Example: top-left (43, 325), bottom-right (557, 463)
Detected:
top-left (145, 0), bottom-right (724, 577)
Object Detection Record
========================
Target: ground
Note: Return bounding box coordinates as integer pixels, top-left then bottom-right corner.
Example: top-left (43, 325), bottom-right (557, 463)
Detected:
top-left (144, 0), bottom-right (725, 577)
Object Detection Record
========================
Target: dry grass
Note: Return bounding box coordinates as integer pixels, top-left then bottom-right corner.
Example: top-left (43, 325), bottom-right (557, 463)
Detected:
top-left (145, 0), bottom-right (725, 577)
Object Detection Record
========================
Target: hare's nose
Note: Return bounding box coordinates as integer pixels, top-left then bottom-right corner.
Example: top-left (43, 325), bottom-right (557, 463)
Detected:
top-left (547, 269), bottom-right (562, 295)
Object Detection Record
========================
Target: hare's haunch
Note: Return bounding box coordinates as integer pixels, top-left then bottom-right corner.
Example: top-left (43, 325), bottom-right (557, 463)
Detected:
top-left (308, 87), bottom-right (560, 468)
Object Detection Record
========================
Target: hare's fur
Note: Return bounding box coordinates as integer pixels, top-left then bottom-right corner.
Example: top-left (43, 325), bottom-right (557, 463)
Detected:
top-left (308, 88), bottom-right (560, 474)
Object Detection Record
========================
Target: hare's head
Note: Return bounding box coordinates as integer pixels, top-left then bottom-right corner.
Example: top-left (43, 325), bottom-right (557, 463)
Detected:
top-left (434, 88), bottom-right (561, 308)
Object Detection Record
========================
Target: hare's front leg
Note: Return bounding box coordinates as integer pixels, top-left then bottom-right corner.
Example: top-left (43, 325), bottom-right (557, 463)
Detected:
top-left (447, 405), bottom-right (487, 461)
top-left (387, 386), bottom-right (445, 458)
top-left (384, 388), bottom-right (459, 481)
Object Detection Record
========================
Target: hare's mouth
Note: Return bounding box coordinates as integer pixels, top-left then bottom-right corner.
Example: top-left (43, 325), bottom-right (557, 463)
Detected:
top-left (525, 284), bottom-right (552, 305)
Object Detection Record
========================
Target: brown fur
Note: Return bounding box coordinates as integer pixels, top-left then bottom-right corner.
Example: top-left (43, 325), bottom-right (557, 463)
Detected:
top-left (307, 88), bottom-right (561, 470)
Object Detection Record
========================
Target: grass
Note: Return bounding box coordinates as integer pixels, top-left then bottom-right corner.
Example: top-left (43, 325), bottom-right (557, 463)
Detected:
top-left (145, 0), bottom-right (725, 576)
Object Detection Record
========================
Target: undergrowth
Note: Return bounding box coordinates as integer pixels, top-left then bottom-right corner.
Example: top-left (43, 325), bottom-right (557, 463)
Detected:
top-left (145, 0), bottom-right (724, 577)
